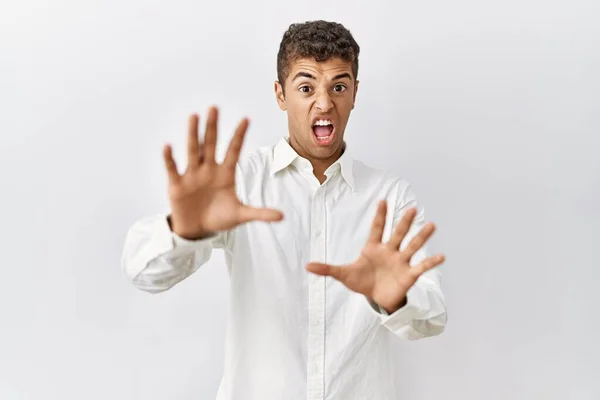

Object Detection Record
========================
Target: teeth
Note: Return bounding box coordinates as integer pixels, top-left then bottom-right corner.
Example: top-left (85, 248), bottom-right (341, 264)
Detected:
top-left (316, 134), bottom-right (331, 140)
top-left (313, 119), bottom-right (332, 126)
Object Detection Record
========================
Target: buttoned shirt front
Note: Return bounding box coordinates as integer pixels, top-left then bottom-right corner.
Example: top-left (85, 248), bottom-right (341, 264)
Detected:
top-left (121, 137), bottom-right (447, 400)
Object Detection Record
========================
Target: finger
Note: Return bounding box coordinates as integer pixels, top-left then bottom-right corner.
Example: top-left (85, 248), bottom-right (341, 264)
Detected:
top-left (411, 254), bottom-right (445, 278)
top-left (187, 114), bottom-right (200, 169)
top-left (238, 205), bottom-right (284, 224)
top-left (203, 106), bottom-right (218, 164)
top-left (163, 144), bottom-right (181, 183)
top-left (223, 118), bottom-right (249, 169)
top-left (198, 143), bottom-right (205, 164)
top-left (306, 262), bottom-right (349, 282)
top-left (387, 207), bottom-right (417, 250)
top-left (367, 200), bottom-right (387, 244)
top-left (402, 222), bottom-right (436, 260)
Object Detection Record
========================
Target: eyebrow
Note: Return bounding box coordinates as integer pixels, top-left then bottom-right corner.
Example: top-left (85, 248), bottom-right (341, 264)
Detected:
top-left (291, 72), bottom-right (353, 82)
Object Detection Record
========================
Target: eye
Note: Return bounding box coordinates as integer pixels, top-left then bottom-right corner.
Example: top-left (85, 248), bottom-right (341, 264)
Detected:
top-left (299, 85), bottom-right (312, 93)
top-left (333, 84), bottom-right (347, 93)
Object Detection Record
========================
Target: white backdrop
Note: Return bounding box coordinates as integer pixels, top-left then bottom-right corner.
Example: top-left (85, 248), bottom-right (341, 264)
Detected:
top-left (1, 0), bottom-right (599, 399)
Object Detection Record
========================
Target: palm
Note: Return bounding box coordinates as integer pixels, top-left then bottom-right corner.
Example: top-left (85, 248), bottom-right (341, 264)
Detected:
top-left (345, 244), bottom-right (416, 306)
top-left (306, 201), bottom-right (445, 314)
top-left (164, 107), bottom-right (283, 239)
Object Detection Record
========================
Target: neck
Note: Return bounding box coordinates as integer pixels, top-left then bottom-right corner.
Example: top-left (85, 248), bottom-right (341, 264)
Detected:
top-left (288, 137), bottom-right (345, 184)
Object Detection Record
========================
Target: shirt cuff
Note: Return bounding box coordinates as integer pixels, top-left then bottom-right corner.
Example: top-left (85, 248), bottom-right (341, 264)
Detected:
top-left (366, 280), bottom-right (433, 330)
top-left (161, 215), bottom-right (219, 257)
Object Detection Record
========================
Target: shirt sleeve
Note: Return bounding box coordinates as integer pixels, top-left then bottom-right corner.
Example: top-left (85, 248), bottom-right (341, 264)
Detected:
top-left (121, 163), bottom-right (246, 294)
top-left (120, 212), bottom-right (230, 294)
top-left (366, 181), bottom-right (447, 340)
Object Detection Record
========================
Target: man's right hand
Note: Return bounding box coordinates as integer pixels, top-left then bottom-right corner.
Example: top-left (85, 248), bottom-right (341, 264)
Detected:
top-left (163, 106), bottom-right (284, 240)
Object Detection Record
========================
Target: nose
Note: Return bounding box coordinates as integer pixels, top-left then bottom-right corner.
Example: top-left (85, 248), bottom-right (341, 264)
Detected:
top-left (315, 90), bottom-right (333, 112)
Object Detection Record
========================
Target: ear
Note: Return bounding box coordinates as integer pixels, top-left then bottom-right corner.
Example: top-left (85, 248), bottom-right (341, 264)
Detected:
top-left (274, 81), bottom-right (287, 111)
top-left (352, 80), bottom-right (359, 110)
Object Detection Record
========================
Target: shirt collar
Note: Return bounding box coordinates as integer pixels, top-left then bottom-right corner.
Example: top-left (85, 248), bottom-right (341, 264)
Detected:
top-left (271, 136), bottom-right (356, 191)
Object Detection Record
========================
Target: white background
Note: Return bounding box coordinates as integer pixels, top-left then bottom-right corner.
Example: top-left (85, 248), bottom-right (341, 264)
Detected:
top-left (1, 0), bottom-right (599, 399)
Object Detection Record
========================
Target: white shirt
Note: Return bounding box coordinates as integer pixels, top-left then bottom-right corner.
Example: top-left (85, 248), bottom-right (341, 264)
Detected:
top-left (121, 137), bottom-right (447, 400)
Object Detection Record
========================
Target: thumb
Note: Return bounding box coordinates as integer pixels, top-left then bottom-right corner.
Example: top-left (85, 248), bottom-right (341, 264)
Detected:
top-left (238, 205), bottom-right (284, 224)
top-left (306, 262), bottom-right (349, 282)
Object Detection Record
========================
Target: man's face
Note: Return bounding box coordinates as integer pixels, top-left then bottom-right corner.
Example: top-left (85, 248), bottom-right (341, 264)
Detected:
top-left (275, 57), bottom-right (359, 162)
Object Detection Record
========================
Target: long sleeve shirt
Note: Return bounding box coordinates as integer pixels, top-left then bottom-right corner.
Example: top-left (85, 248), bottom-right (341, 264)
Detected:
top-left (121, 136), bottom-right (447, 400)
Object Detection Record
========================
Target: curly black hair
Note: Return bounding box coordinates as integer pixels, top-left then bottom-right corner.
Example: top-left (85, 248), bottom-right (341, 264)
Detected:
top-left (277, 20), bottom-right (360, 93)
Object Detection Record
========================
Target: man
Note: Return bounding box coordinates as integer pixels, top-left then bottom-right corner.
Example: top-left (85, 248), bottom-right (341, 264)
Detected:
top-left (122, 20), bottom-right (447, 400)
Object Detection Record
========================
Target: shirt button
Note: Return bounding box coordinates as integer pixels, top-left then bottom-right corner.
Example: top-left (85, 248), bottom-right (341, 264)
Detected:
top-left (312, 319), bottom-right (320, 327)
top-left (314, 229), bottom-right (322, 237)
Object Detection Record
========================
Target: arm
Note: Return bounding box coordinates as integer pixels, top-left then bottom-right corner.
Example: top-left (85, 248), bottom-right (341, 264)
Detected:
top-left (121, 107), bottom-right (282, 294)
top-left (306, 181), bottom-right (447, 341)
top-left (368, 183), bottom-right (447, 340)
top-left (121, 213), bottom-right (230, 294)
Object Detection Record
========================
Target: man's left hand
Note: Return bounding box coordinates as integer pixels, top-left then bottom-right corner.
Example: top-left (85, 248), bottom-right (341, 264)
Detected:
top-left (306, 200), bottom-right (446, 314)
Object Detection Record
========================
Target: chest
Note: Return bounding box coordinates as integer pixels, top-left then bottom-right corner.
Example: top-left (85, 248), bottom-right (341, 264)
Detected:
top-left (238, 169), bottom-right (396, 267)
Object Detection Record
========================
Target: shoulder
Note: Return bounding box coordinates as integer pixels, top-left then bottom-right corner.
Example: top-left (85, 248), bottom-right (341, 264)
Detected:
top-left (235, 141), bottom-right (274, 170)
top-left (232, 142), bottom-right (276, 188)
top-left (353, 158), bottom-right (419, 209)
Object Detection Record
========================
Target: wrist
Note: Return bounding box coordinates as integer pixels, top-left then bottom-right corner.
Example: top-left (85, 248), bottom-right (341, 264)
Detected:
top-left (382, 297), bottom-right (407, 314)
top-left (167, 214), bottom-right (211, 240)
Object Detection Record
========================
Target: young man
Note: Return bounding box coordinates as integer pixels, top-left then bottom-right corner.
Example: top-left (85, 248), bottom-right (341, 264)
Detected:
top-left (122, 20), bottom-right (447, 400)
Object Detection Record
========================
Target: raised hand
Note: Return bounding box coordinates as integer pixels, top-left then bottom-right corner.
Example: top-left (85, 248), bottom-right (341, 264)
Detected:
top-left (163, 106), bottom-right (284, 240)
top-left (306, 200), bottom-right (445, 314)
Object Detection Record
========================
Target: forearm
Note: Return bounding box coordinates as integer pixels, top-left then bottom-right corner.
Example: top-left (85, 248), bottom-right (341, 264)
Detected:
top-left (121, 213), bottom-right (220, 294)
top-left (368, 276), bottom-right (447, 340)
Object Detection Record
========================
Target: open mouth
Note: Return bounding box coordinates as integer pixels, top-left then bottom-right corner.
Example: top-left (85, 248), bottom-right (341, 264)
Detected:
top-left (312, 118), bottom-right (335, 145)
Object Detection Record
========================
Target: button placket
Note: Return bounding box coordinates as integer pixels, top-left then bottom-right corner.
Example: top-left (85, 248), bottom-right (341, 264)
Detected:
top-left (307, 186), bottom-right (327, 400)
